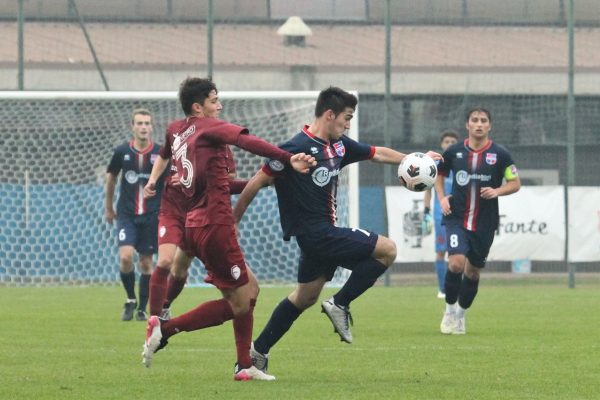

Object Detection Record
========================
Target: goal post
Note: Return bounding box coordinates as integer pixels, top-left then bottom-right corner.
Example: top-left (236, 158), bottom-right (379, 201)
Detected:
top-left (0, 91), bottom-right (359, 286)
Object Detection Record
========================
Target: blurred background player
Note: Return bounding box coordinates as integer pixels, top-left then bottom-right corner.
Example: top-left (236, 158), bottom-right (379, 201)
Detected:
top-left (144, 142), bottom-right (243, 320)
top-left (142, 77), bottom-right (315, 381)
top-left (423, 130), bottom-right (459, 299)
top-left (234, 87), bottom-right (442, 374)
top-left (105, 108), bottom-right (166, 321)
top-left (437, 107), bottom-right (520, 335)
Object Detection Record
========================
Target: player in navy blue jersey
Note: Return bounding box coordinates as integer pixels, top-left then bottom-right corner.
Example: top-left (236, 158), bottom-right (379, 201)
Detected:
top-left (424, 130), bottom-right (459, 299)
top-left (437, 107), bottom-right (520, 335)
top-left (105, 108), bottom-right (167, 321)
top-left (234, 87), bottom-right (442, 373)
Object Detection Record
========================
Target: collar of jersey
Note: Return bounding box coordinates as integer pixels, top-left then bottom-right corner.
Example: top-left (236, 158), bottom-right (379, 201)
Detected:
top-left (129, 139), bottom-right (154, 155)
top-left (302, 125), bottom-right (329, 145)
top-left (463, 138), bottom-right (492, 154)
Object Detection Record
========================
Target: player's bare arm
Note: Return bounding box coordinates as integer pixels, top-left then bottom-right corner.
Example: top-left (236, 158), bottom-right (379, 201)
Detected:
top-left (290, 152), bottom-right (317, 173)
top-left (480, 176), bottom-right (521, 199)
top-left (371, 147), bottom-right (442, 164)
top-left (233, 170), bottom-right (274, 224)
top-left (434, 173), bottom-right (451, 216)
top-left (144, 155), bottom-right (169, 198)
top-left (104, 172), bottom-right (118, 224)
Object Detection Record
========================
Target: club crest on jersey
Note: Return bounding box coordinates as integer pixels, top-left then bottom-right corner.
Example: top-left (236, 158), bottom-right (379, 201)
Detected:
top-left (333, 141), bottom-right (345, 157)
top-left (268, 159), bottom-right (285, 172)
top-left (231, 265), bottom-right (241, 280)
top-left (150, 154), bottom-right (159, 164)
top-left (159, 225), bottom-right (166, 238)
top-left (486, 153), bottom-right (497, 165)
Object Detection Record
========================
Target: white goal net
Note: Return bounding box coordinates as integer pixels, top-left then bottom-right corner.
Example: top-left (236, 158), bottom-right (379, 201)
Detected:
top-left (0, 91), bottom-right (358, 286)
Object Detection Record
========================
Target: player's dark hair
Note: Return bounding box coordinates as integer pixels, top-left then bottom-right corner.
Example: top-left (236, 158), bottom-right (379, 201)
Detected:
top-left (315, 86), bottom-right (357, 117)
top-left (466, 106), bottom-right (492, 122)
top-left (440, 129), bottom-right (458, 143)
top-left (131, 108), bottom-right (152, 124)
top-left (178, 77), bottom-right (218, 116)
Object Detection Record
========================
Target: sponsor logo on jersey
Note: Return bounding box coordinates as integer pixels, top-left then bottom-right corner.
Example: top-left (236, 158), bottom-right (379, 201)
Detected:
top-left (333, 141), bottom-right (345, 157)
top-left (268, 160), bottom-right (285, 171)
top-left (456, 170), bottom-right (492, 186)
top-left (124, 170), bottom-right (139, 184)
top-left (231, 265), bottom-right (241, 280)
top-left (486, 153), bottom-right (497, 165)
top-left (159, 225), bottom-right (166, 237)
top-left (311, 166), bottom-right (340, 187)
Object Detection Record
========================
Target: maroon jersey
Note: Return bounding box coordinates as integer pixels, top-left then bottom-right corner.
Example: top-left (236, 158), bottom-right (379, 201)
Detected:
top-left (170, 117), bottom-right (248, 227)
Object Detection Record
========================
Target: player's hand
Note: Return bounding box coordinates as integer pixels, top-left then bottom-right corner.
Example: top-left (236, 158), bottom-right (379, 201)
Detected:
top-left (290, 153), bottom-right (317, 173)
top-left (440, 196), bottom-right (452, 216)
top-left (170, 173), bottom-right (181, 186)
top-left (425, 151), bottom-right (443, 162)
top-left (480, 187), bottom-right (499, 199)
top-left (105, 208), bottom-right (116, 224)
top-left (422, 211), bottom-right (433, 235)
top-left (144, 181), bottom-right (156, 198)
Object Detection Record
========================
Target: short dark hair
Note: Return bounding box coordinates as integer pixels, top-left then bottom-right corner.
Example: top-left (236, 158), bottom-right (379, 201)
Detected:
top-left (178, 77), bottom-right (218, 116)
top-left (466, 106), bottom-right (492, 123)
top-left (131, 108), bottom-right (152, 124)
top-left (315, 86), bottom-right (357, 117)
top-left (440, 129), bottom-right (458, 143)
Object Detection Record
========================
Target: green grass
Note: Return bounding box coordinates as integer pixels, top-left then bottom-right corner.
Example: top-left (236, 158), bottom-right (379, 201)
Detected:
top-left (1, 283), bottom-right (599, 399)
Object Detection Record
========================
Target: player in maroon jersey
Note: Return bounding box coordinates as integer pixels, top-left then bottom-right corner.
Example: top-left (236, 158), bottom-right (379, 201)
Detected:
top-left (144, 137), bottom-right (240, 321)
top-left (142, 77), bottom-right (315, 381)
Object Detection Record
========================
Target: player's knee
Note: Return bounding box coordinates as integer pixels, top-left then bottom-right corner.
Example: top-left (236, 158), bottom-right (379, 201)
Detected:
top-left (156, 255), bottom-right (174, 269)
top-left (376, 237), bottom-right (397, 267)
top-left (119, 255), bottom-right (134, 271)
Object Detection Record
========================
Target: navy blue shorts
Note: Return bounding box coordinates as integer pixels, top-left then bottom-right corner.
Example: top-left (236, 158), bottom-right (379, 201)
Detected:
top-left (116, 213), bottom-right (159, 255)
top-left (444, 222), bottom-right (495, 268)
top-left (295, 225), bottom-right (379, 283)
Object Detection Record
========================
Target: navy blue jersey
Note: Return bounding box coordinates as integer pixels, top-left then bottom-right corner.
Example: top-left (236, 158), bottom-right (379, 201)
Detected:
top-left (263, 126), bottom-right (374, 239)
top-left (438, 139), bottom-right (517, 232)
top-left (107, 140), bottom-right (165, 216)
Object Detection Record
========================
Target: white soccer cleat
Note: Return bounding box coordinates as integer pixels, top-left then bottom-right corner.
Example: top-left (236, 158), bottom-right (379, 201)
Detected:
top-left (437, 291), bottom-right (446, 300)
top-left (453, 316), bottom-right (466, 335)
top-left (321, 297), bottom-right (353, 344)
top-left (233, 364), bottom-right (276, 381)
top-left (250, 342), bottom-right (269, 372)
top-left (142, 315), bottom-right (163, 368)
top-left (440, 311), bottom-right (456, 334)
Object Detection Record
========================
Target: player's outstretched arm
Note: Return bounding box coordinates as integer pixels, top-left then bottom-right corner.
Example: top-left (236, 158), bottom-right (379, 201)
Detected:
top-left (104, 172), bottom-right (118, 224)
top-left (233, 169), bottom-right (274, 224)
top-left (371, 146), bottom-right (406, 164)
top-left (144, 155), bottom-right (169, 198)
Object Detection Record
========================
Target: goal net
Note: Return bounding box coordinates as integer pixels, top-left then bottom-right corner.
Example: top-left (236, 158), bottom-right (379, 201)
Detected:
top-left (0, 91), bottom-right (358, 286)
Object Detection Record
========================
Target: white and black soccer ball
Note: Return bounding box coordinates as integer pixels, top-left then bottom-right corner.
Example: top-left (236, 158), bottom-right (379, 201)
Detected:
top-left (398, 152), bottom-right (437, 192)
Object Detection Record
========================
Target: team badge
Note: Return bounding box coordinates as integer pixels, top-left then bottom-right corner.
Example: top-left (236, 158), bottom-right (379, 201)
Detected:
top-left (333, 141), bottom-right (345, 157)
top-left (231, 265), bottom-right (241, 280)
top-left (159, 225), bottom-right (166, 238)
top-left (486, 153), bottom-right (497, 165)
top-left (268, 160), bottom-right (284, 172)
top-left (150, 154), bottom-right (159, 164)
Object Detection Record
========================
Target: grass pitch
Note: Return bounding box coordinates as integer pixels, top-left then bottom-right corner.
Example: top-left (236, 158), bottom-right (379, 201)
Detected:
top-left (1, 282), bottom-right (599, 399)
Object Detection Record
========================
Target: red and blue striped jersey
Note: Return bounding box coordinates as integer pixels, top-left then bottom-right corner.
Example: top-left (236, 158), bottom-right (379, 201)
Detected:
top-left (107, 140), bottom-right (164, 216)
top-left (437, 139), bottom-right (517, 232)
top-left (263, 125), bottom-right (374, 240)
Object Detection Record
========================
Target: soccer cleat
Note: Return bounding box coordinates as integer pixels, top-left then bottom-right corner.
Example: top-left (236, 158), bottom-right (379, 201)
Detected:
top-left (453, 316), bottom-right (466, 335)
top-left (321, 297), bottom-right (353, 344)
top-left (121, 300), bottom-right (137, 321)
top-left (136, 310), bottom-right (148, 321)
top-left (142, 316), bottom-right (168, 368)
top-left (233, 364), bottom-right (276, 381)
top-left (250, 342), bottom-right (269, 373)
top-left (159, 307), bottom-right (172, 320)
top-left (437, 291), bottom-right (446, 300)
top-left (440, 311), bottom-right (457, 334)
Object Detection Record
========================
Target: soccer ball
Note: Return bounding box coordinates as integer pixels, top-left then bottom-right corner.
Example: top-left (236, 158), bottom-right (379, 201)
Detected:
top-left (398, 152), bottom-right (437, 192)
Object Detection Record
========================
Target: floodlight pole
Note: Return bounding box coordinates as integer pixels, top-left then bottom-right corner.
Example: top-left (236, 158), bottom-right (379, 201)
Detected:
top-left (566, 0), bottom-right (576, 288)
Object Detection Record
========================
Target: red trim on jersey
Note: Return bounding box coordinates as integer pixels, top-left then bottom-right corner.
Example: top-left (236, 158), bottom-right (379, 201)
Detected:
top-left (302, 125), bottom-right (328, 144)
top-left (367, 146), bottom-right (376, 159)
top-left (464, 138), bottom-right (493, 153)
top-left (261, 164), bottom-right (276, 177)
top-left (129, 139), bottom-right (155, 155)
